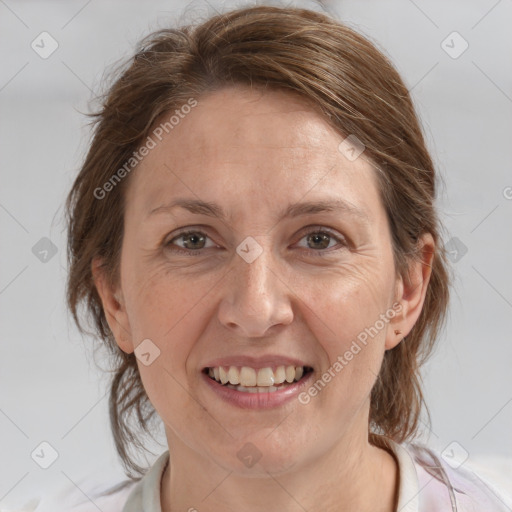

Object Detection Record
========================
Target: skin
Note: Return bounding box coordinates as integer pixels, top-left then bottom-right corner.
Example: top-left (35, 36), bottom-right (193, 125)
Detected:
top-left (94, 86), bottom-right (434, 512)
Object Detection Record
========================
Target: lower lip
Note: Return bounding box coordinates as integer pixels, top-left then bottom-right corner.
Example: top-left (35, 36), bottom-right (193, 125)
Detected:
top-left (201, 371), bottom-right (313, 409)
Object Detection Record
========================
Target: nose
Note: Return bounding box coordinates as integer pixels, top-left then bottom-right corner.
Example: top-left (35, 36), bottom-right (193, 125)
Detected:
top-left (217, 240), bottom-right (294, 338)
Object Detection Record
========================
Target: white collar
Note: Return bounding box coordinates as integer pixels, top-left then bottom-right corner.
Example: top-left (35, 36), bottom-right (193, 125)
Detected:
top-left (123, 441), bottom-right (421, 512)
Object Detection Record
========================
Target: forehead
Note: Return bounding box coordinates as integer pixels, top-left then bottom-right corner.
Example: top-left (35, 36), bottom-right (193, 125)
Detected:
top-left (183, 87), bottom-right (331, 150)
top-left (124, 86), bottom-right (382, 223)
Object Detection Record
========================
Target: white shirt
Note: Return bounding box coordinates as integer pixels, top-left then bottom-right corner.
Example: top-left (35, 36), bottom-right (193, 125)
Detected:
top-left (8, 440), bottom-right (512, 512)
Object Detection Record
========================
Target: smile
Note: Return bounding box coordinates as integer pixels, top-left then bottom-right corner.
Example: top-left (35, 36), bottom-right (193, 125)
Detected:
top-left (204, 365), bottom-right (313, 393)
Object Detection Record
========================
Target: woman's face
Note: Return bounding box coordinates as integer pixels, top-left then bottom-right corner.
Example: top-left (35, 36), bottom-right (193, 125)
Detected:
top-left (97, 86), bottom-right (430, 475)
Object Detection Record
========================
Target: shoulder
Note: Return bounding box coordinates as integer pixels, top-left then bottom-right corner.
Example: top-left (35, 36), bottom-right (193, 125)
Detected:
top-left (6, 451), bottom-right (165, 512)
top-left (399, 441), bottom-right (512, 511)
top-left (4, 477), bottom-right (138, 512)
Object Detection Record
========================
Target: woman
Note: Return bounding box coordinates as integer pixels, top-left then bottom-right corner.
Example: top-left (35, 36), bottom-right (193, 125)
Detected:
top-left (35, 4), bottom-right (509, 511)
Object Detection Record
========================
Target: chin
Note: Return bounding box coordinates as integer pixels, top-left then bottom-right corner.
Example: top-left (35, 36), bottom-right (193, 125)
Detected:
top-left (218, 432), bottom-right (309, 477)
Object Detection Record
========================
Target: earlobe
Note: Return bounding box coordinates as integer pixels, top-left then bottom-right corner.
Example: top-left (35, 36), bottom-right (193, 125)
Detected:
top-left (385, 233), bottom-right (435, 350)
top-left (91, 258), bottom-right (134, 354)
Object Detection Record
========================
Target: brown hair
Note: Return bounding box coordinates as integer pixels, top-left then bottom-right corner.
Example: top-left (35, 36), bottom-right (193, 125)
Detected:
top-left (65, 4), bottom-right (450, 479)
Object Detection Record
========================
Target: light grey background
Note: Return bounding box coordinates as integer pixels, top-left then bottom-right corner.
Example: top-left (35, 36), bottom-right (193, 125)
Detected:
top-left (1, 0), bottom-right (511, 507)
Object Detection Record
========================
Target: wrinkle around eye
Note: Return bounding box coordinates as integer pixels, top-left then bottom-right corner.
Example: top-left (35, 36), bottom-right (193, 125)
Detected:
top-left (138, 216), bottom-right (376, 259)
top-left (162, 227), bottom-right (348, 257)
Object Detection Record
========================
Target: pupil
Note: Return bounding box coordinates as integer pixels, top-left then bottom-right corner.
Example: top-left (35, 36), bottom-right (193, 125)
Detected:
top-left (310, 233), bottom-right (329, 249)
top-left (185, 233), bottom-right (204, 249)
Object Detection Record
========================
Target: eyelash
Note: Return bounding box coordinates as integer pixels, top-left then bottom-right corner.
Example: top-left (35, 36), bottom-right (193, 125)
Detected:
top-left (164, 226), bottom-right (347, 258)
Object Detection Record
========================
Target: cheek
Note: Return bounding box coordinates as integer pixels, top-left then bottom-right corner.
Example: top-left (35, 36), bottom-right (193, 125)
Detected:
top-left (299, 260), bottom-right (394, 344)
top-left (121, 266), bottom-right (210, 404)
top-left (296, 266), bottom-right (394, 402)
top-left (126, 273), bottom-right (207, 428)
top-left (123, 259), bottom-right (213, 340)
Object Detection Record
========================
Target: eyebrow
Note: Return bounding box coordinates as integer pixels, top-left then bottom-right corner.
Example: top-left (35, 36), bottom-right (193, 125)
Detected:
top-left (147, 197), bottom-right (370, 224)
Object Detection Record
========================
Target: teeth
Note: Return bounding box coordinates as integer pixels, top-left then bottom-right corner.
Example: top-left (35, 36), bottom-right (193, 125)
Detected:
top-left (274, 366), bottom-right (286, 384)
top-left (257, 367), bottom-right (274, 386)
top-left (207, 365), bottom-right (308, 388)
top-left (219, 366), bottom-right (229, 385)
top-left (285, 365), bottom-right (295, 383)
top-left (226, 384), bottom-right (282, 393)
top-left (240, 367), bottom-right (257, 387)
top-left (227, 366), bottom-right (240, 385)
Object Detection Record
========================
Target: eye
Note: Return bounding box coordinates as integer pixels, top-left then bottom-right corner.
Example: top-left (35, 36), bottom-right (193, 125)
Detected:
top-left (164, 226), bottom-right (347, 257)
top-left (165, 229), bottom-right (216, 254)
top-left (295, 227), bottom-right (347, 256)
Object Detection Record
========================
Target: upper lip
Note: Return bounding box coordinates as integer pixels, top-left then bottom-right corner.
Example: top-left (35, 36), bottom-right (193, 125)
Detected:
top-left (203, 355), bottom-right (312, 370)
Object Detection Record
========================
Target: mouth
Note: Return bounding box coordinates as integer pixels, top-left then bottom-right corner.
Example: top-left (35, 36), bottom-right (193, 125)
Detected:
top-left (202, 365), bottom-right (314, 393)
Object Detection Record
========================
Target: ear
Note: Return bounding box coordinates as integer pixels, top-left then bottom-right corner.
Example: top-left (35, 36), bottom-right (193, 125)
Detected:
top-left (92, 257), bottom-right (134, 354)
top-left (385, 233), bottom-right (435, 350)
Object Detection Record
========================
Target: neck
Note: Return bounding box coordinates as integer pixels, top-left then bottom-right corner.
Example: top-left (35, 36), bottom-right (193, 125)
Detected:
top-left (160, 432), bottom-right (398, 512)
